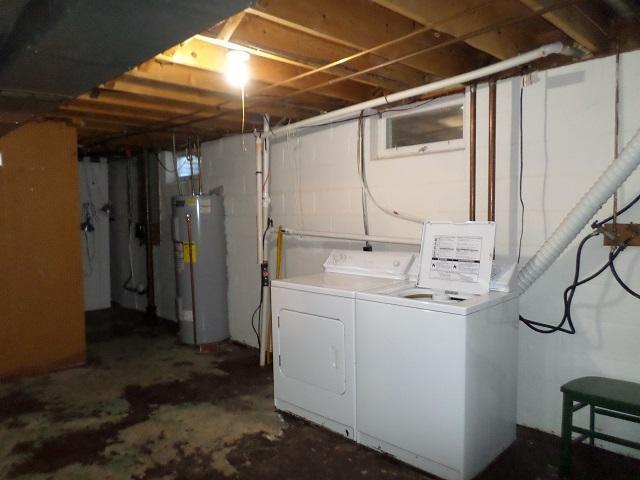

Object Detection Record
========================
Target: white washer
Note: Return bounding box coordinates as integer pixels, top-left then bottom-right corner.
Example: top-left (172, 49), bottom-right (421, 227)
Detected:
top-left (271, 249), bottom-right (415, 439)
top-left (355, 222), bottom-right (519, 480)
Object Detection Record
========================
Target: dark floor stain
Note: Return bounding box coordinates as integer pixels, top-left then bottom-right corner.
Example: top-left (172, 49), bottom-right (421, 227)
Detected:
top-left (225, 416), bottom-right (430, 480)
top-left (0, 391), bottom-right (47, 423)
top-left (136, 447), bottom-right (228, 480)
top-left (9, 424), bottom-right (122, 477)
top-left (172, 361), bottom-right (194, 367)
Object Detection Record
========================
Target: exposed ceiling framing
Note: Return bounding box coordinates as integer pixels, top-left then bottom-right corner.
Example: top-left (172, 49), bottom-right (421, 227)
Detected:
top-left (5, 0), bottom-right (638, 153)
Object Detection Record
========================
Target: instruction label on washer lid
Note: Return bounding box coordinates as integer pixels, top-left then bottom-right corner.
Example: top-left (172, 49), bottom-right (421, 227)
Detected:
top-left (430, 235), bottom-right (482, 283)
top-left (417, 222), bottom-right (496, 295)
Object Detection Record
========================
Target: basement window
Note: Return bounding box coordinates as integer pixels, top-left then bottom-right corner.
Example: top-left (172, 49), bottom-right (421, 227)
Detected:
top-left (176, 155), bottom-right (200, 179)
top-left (375, 94), bottom-right (465, 159)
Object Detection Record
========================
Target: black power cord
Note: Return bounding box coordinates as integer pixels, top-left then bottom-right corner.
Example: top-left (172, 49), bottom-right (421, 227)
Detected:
top-left (250, 218), bottom-right (274, 348)
top-left (519, 191), bottom-right (640, 335)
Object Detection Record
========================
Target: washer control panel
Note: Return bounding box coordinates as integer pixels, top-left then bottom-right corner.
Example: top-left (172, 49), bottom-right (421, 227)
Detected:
top-left (323, 249), bottom-right (415, 279)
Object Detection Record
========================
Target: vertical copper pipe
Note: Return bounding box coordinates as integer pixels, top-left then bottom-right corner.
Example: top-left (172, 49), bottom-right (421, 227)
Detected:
top-left (469, 84), bottom-right (477, 221)
top-left (185, 213), bottom-right (198, 346)
top-left (488, 80), bottom-right (497, 222)
top-left (613, 49), bottom-right (620, 228)
top-left (143, 151), bottom-right (156, 320)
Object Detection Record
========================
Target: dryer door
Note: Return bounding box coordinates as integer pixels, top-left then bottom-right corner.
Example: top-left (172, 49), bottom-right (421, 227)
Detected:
top-left (279, 310), bottom-right (345, 394)
top-left (271, 286), bottom-right (355, 438)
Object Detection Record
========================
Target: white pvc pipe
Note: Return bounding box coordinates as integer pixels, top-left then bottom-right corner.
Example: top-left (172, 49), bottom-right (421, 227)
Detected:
top-left (269, 42), bottom-right (567, 139)
top-left (281, 228), bottom-right (421, 246)
top-left (259, 117), bottom-right (271, 367)
top-left (518, 127), bottom-right (640, 292)
top-left (255, 135), bottom-right (264, 264)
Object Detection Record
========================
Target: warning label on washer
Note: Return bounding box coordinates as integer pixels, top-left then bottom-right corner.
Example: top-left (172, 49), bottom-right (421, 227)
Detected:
top-left (430, 235), bottom-right (482, 283)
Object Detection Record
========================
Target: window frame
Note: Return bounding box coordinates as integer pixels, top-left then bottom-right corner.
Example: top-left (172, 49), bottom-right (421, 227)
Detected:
top-left (176, 153), bottom-right (200, 179)
top-left (375, 94), bottom-right (465, 160)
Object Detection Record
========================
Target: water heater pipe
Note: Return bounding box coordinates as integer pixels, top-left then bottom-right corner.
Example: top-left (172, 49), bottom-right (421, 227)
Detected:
top-left (268, 42), bottom-right (569, 139)
top-left (185, 213), bottom-right (198, 346)
top-left (280, 228), bottom-right (421, 246)
top-left (518, 127), bottom-right (640, 292)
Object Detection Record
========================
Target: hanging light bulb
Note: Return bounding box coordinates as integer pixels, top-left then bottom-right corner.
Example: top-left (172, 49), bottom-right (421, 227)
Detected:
top-left (225, 50), bottom-right (250, 88)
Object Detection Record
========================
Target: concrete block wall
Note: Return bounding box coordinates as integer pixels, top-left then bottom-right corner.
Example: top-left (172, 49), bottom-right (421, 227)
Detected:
top-left (189, 51), bottom-right (640, 456)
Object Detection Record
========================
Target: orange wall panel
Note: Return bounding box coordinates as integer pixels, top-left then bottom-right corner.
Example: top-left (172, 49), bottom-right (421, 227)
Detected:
top-left (0, 121), bottom-right (86, 378)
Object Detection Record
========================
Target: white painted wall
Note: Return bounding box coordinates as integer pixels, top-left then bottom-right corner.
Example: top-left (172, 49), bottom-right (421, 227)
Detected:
top-left (177, 51), bottom-right (640, 456)
top-left (79, 158), bottom-right (111, 311)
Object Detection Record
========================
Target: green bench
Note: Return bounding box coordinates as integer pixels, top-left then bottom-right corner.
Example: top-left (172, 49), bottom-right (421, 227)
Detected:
top-left (560, 376), bottom-right (640, 475)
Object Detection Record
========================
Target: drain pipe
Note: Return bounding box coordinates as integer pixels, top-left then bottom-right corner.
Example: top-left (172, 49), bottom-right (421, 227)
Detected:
top-left (280, 228), bottom-right (421, 246)
top-left (518, 127), bottom-right (640, 292)
top-left (268, 42), bottom-right (570, 139)
top-left (259, 116), bottom-right (271, 366)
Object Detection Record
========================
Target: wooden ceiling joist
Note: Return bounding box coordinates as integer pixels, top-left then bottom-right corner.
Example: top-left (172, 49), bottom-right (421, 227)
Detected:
top-left (371, 0), bottom-right (564, 60)
top-left (519, 0), bottom-right (611, 52)
top-left (158, 37), bottom-right (380, 103)
top-left (129, 60), bottom-right (347, 113)
top-left (219, 14), bottom-right (430, 91)
top-left (249, 0), bottom-right (495, 77)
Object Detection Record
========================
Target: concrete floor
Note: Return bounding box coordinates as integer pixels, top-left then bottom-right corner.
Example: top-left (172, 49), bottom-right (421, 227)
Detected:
top-left (1, 309), bottom-right (639, 480)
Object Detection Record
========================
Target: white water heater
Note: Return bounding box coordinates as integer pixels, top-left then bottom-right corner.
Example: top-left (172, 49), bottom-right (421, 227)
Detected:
top-left (172, 193), bottom-right (229, 345)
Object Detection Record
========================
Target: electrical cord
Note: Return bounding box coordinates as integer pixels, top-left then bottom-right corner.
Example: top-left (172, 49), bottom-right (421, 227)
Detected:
top-left (520, 196), bottom-right (639, 334)
top-left (250, 219), bottom-right (273, 348)
top-left (356, 111), bottom-right (424, 224)
top-left (609, 247), bottom-right (640, 299)
top-left (517, 80), bottom-right (525, 264)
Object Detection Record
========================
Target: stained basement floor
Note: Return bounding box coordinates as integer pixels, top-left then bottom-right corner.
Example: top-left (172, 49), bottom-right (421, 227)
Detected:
top-left (1, 309), bottom-right (640, 480)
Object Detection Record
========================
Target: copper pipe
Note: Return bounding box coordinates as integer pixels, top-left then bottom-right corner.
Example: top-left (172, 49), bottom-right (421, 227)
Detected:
top-left (185, 213), bottom-right (198, 346)
top-left (613, 48), bottom-right (621, 228)
top-left (143, 150), bottom-right (156, 320)
top-left (469, 84), bottom-right (477, 221)
top-left (488, 80), bottom-right (497, 222)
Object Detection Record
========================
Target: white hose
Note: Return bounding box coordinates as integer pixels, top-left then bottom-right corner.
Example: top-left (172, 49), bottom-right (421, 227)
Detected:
top-left (518, 127), bottom-right (640, 292)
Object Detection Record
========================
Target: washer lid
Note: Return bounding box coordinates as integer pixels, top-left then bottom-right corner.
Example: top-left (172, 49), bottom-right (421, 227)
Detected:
top-left (323, 249), bottom-right (415, 279)
top-left (416, 222), bottom-right (496, 295)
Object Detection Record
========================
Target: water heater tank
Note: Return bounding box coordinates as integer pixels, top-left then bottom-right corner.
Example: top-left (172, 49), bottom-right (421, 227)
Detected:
top-left (172, 193), bottom-right (229, 345)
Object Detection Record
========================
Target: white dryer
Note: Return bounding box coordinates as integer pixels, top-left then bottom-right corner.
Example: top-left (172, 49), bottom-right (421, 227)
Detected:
top-left (355, 222), bottom-right (519, 480)
top-left (271, 249), bottom-right (415, 439)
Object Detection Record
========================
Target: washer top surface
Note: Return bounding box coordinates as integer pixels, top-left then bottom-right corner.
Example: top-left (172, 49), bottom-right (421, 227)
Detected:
top-left (356, 282), bottom-right (517, 315)
top-left (272, 272), bottom-right (406, 298)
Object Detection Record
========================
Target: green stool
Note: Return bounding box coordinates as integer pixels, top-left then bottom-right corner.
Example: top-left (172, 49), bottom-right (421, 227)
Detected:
top-left (560, 376), bottom-right (640, 475)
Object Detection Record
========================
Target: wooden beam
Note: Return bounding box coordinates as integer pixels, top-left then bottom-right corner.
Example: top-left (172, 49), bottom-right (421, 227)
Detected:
top-left (371, 0), bottom-right (558, 60)
top-left (58, 102), bottom-right (248, 133)
top-left (228, 14), bottom-right (429, 90)
top-left (128, 59), bottom-right (347, 112)
top-left (216, 11), bottom-right (246, 41)
top-left (158, 37), bottom-right (380, 103)
top-left (519, 0), bottom-right (610, 52)
top-left (83, 82), bottom-right (313, 122)
top-left (250, 0), bottom-right (495, 77)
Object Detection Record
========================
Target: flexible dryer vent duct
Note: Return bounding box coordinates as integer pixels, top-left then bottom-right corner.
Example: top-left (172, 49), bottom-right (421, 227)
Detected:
top-left (518, 127), bottom-right (640, 292)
